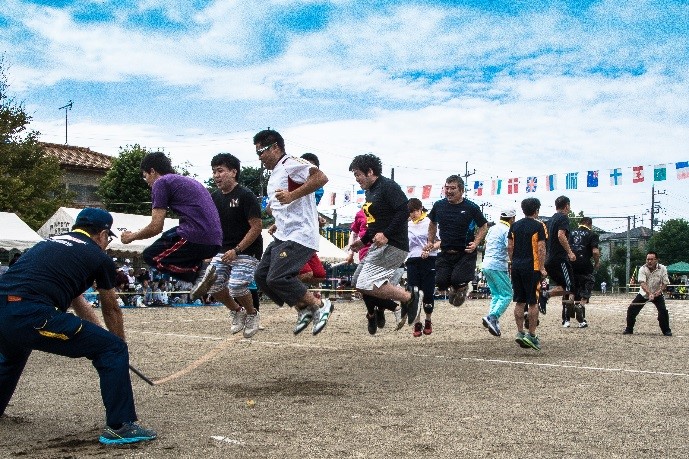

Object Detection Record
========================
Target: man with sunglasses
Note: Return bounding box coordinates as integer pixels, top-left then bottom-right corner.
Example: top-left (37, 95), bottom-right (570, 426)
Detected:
top-left (0, 208), bottom-right (156, 445)
top-left (253, 129), bottom-right (334, 335)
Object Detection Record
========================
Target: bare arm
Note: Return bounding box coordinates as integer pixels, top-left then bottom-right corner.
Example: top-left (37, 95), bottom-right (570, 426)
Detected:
top-left (70, 295), bottom-right (103, 327)
top-left (121, 208), bottom-right (166, 244)
top-left (466, 223), bottom-right (488, 253)
top-left (558, 229), bottom-right (576, 261)
top-left (99, 288), bottom-right (126, 340)
top-left (275, 168), bottom-right (328, 204)
top-left (424, 221), bottom-right (438, 252)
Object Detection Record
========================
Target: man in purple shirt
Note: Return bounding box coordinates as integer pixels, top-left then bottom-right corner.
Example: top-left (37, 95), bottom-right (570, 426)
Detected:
top-left (121, 152), bottom-right (222, 301)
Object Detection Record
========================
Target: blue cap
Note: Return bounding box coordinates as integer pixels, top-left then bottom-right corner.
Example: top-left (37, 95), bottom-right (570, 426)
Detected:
top-left (73, 208), bottom-right (116, 237)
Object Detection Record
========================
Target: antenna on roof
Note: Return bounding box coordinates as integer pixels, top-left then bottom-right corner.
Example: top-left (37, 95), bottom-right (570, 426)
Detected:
top-left (58, 100), bottom-right (73, 144)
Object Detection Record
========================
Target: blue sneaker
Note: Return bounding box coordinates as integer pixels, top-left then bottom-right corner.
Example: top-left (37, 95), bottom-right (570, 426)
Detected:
top-left (99, 421), bottom-right (157, 445)
top-left (515, 331), bottom-right (529, 349)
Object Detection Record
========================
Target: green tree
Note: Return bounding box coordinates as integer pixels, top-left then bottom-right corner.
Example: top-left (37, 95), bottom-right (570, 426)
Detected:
top-left (0, 60), bottom-right (71, 229)
top-left (98, 145), bottom-right (152, 215)
top-left (648, 219), bottom-right (689, 265)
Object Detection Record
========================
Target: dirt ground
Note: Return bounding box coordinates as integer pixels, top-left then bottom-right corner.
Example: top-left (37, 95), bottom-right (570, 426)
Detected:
top-left (2, 293), bottom-right (688, 459)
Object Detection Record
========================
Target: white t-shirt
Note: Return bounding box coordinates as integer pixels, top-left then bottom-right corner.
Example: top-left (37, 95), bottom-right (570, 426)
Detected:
top-left (267, 155), bottom-right (320, 250)
top-left (407, 216), bottom-right (436, 259)
top-left (482, 221), bottom-right (510, 272)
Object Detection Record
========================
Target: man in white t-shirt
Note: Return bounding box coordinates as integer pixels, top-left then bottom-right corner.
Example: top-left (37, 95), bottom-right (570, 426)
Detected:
top-left (253, 129), bottom-right (334, 336)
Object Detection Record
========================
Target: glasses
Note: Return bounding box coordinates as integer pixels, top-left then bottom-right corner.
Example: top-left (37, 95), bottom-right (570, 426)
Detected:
top-left (256, 142), bottom-right (277, 156)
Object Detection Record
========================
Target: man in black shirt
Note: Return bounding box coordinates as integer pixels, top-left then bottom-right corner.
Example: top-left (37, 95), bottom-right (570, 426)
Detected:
top-left (348, 154), bottom-right (421, 330)
top-left (0, 208), bottom-right (156, 445)
top-left (569, 216), bottom-right (600, 328)
top-left (541, 195), bottom-right (577, 326)
top-left (425, 175), bottom-right (488, 307)
top-left (208, 153), bottom-right (263, 338)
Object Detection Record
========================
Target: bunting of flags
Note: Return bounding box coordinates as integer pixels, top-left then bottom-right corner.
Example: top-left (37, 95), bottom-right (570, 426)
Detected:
top-left (320, 160), bottom-right (688, 209)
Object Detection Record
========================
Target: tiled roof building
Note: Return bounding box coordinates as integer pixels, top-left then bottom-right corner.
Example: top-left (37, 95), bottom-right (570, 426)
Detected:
top-left (40, 142), bottom-right (114, 207)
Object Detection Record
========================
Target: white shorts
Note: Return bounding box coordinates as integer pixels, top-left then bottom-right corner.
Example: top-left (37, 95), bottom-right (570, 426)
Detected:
top-left (353, 244), bottom-right (408, 291)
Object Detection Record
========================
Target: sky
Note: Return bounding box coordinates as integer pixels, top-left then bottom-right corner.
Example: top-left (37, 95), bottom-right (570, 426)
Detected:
top-left (2, 0), bottom-right (688, 232)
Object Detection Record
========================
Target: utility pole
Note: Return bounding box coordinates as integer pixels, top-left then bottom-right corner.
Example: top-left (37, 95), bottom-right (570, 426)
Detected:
top-left (391, 167), bottom-right (395, 182)
top-left (58, 100), bottom-right (73, 145)
top-left (650, 186), bottom-right (665, 234)
top-left (463, 161), bottom-right (475, 183)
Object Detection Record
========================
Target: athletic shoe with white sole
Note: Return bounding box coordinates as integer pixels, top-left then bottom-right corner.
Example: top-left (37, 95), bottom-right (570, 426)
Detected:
top-left (393, 306), bottom-right (405, 330)
top-left (190, 264), bottom-right (217, 301)
top-left (243, 312), bottom-right (260, 338)
top-left (312, 298), bottom-right (333, 335)
top-left (99, 421), bottom-right (157, 445)
top-left (230, 307), bottom-right (247, 334)
top-left (563, 320), bottom-right (571, 328)
top-left (293, 307), bottom-right (314, 335)
top-left (482, 315), bottom-right (500, 337)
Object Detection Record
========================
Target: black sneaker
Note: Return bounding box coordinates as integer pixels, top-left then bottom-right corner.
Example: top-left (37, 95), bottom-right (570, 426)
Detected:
top-left (623, 328), bottom-right (633, 335)
top-left (375, 307), bottom-right (386, 328)
top-left (663, 330), bottom-right (673, 337)
top-left (367, 313), bottom-right (377, 335)
top-left (99, 422), bottom-right (157, 445)
top-left (402, 286), bottom-right (423, 325)
top-left (451, 284), bottom-right (468, 307)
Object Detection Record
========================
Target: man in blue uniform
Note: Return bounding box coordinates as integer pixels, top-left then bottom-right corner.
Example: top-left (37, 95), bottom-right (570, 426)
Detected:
top-left (0, 208), bottom-right (156, 445)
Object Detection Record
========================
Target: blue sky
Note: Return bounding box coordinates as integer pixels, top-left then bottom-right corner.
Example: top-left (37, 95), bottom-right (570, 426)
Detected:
top-left (2, 0), bottom-right (688, 231)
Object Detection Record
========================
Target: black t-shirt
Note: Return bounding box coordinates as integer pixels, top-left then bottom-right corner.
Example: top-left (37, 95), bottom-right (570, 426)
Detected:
top-left (546, 212), bottom-right (570, 262)
top-left (212, 184), bottom-right (263, 258)
top-left (569, 226), bottom-right (599, 274)
top-left (0, 232), bottom-right (117, 311)
top-left (361, 176), bottom-right (409, 252)
top-left (509, 217), bottom-right (548, 271)
top-left (428, 198), bottom-right (487, 251)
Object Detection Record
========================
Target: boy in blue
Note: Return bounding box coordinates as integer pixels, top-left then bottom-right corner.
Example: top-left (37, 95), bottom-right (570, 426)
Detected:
top-left (0, 208), bottom-right (156, 445)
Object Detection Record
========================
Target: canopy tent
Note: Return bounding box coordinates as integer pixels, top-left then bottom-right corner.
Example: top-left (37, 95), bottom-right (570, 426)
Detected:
top-left (667, 261), bottom-right (689, 274)
top-left (261, 229), bottom-right (348, 263)
top-left (0, 212), bottom-right (45, 251)
top-left (38, 207), bottom-right (179, 255)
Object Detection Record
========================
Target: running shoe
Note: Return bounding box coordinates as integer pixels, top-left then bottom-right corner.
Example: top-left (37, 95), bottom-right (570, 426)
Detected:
top-left (482, 315), bottom-right (500, 337)
top-left (623, 328), bottom-right (633, 335)
top-left (230, 307), bottom-right (247, 334)
top-left (451, 284), bottom-right (468, 307)
top-left (367, 312), bottom-right (377, 335)
top-left (190, 264), bottom-right (217, 301)
top-left (293, 307), bottom-right (314, 335)
top-left (99, 422), bottom-right (157, 445)
top-left (423, 319), bottom-right (433, 335)
top-left (412, 322), bottom-right (423, 337)
top-left (578, 320), bottom-right (588, 329)
top-left (563, 320), bottom-right (571, 328)
top-left (376, 307), bottom-right (386, 328)
top-left (515, 331), bottom-right (529, 348)
top-left (312, 298), bottom-right (333, 335)
top-left (663, 330), bottom-right (673, 337)
top-left (447, 286), bottom-right (457, 304)
top-left (393, 306), bottom-right (405, 330)
top-left (522, 333), bottom-right (541, 351)
top-left (243, 312), bottom-right (260, 338)
top-left (402, 286), bottom-right (423, 325)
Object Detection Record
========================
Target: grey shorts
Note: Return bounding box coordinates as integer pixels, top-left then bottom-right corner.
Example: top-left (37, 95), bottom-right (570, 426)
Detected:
top-left (208, 254), bottom-right (259, 297)
top-left (352, 244), bottom-right (408, 291)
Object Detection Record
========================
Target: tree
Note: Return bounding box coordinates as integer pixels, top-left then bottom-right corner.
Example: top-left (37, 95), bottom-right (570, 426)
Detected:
top-left (648, 219), bottom-right (689, 265)
top-left (0, 59), bottom-right (72, 229)
top-left (98, 145), bottom-right (153, 215)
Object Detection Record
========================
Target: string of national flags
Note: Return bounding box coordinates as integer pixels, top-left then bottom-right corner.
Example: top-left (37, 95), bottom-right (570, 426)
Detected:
top-left (320, 161), bottom-right (688, 207)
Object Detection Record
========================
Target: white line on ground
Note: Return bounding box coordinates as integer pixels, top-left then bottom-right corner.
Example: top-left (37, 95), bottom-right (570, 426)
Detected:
top-left (134, 331), bottom-right (224, 341)
top-left (210, 436), bottom-right (245, 446)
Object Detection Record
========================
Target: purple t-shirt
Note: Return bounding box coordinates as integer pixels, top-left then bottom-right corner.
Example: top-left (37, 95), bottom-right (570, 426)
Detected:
top-left (151, 174), bottom-right (222, 246)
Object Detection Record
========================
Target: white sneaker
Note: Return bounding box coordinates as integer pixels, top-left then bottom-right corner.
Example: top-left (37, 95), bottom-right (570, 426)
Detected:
top-left (563, 320), bottom-right (571, 328)
top-left (230, 308), bottom-right (247, 334)
top-left (393, 306), bottom-right (405, 330)
top-left (312, 298), bottom-right (334, 335)
top-left (578, 321), bottom-right (588, 328)
top-left (243, 312), bottom-right (260, 338)
top-left (190, 265), bottom-right (217, 301)
top-left (294, 307), bottom-right (314, 335)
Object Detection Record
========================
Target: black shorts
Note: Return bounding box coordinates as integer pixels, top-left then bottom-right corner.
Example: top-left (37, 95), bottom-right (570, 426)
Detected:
top-left (511, 268), bottom-right (541, 305)
top-left (573, 272), bottom-right (595, 301)
top-left (545, 259), bottom-right (573, 292)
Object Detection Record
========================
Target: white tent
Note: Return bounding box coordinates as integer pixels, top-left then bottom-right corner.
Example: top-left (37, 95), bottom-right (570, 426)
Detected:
top-left (0, 212), bottom-right (44, 251)
top-left (261, 229), bottom-right (348, 263)
top-left (38, 207), bottom-right (179, 255)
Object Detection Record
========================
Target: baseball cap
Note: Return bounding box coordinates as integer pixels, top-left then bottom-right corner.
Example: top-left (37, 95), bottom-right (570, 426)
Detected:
top-left (73, 208), bottom-right (116, 237)
top-left (500, 208), bottom-right (517, 218)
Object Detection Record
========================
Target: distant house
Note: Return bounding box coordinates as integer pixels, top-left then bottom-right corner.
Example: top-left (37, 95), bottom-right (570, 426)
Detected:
top-left (599, 226), bottom-right (652, 261)
top-left (41, 142), bottom-right (114, 207)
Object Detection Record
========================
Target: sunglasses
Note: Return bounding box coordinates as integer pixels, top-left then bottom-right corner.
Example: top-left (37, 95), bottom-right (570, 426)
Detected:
top-left (256, 142), bottom-right (277, 156)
